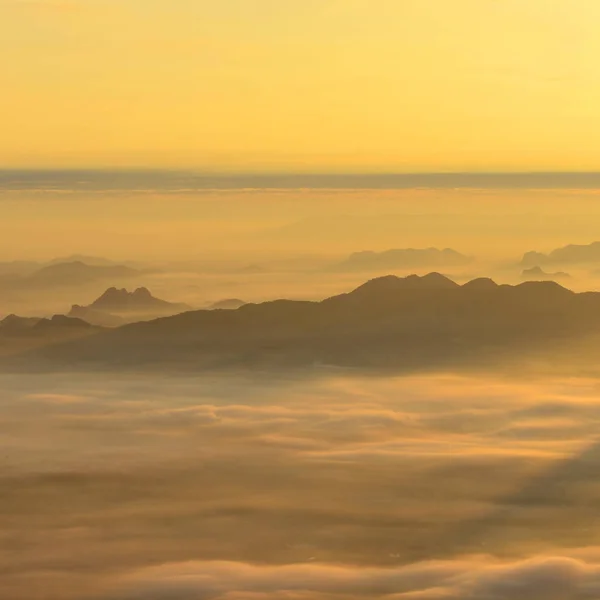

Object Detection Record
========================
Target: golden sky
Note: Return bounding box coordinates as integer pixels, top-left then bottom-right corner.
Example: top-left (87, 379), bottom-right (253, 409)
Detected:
top-left (1, 0), bottom-right (599, 171)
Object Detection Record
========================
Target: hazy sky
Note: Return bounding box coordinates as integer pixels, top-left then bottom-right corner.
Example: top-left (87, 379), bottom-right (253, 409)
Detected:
top-left (2, 0), bottom-right (600, 171)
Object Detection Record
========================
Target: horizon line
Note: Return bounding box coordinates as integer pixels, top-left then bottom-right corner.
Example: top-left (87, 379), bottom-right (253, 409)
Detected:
top-left (3, 170), bottom-right (600, 191)
top-left (2, 168), bottom-right (600, 174)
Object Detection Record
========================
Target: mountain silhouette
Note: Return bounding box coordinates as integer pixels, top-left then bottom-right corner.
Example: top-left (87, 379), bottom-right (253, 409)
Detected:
top-left (522, 241), bottom-right (600, 267)
top-left (46, 255), bottom-right (123, 267)
top-left (68, 287), bottom-right (192, 326)
top-left (0, 314), bottom-right (99, 358)
top-left (521, 266), bottom-right (571, 281)
top-left (206, 298), bottom-right (246, 310)
top-left (333, 248), bottom-right (472, 272)
top-left (9, 273), bottom-right (600, 373)
top-left (1, 313), bottom-right (93, 333)
top-left (0, 315), bottom-right (42, 332)
top-left (31, 262), bottom-right (139, 286)
top-left (0, 260), bottom-right (40, 277)
top-left (89, 287), bottom-right (189, 312)
top-left (0, 261), bottom-right (141, 291)
top-left (32, 314), bottom-right (93, 331)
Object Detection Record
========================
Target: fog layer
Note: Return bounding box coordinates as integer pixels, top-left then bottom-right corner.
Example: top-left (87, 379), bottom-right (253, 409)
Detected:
top-left (3, 372), bottom-right (600, 599)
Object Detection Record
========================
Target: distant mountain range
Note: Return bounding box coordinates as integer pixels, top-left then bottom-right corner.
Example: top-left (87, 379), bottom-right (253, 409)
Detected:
top-left (30, 262), bottom-right (139, 286)
top-left (6, 272), bottom-right (600, 373)
top-left (0, 314), bottom-right (92, 332)
top-left (68, 287), bottom-right (192, 326)
top-left (46, 255), bottom-right (128, 267)
top-left (205, 298), bottom-right (246, 310)
top-left (334, 248), bottom-right (472, 272)
top-left (0, 260), bottom-right (141, 289)
top-left (0, 255), bottom-right (137, 273)
top-left (522, 241), bottom-right (600, 267)
top-left (521, 266), bottom-right (571, 282)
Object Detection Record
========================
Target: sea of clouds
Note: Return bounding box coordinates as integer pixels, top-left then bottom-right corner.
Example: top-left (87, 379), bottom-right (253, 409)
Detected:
top-left (2, 371), bottom-right (600, 599)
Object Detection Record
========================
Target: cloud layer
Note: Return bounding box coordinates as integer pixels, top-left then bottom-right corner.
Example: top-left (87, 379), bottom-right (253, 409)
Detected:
top-left (104, 554), bottom-right (600, 599)
top-left (3, 372), bottom-right (600, 598)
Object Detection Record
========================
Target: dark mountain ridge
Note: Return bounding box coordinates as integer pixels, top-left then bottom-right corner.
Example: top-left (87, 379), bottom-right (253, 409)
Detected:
top-left (7, 273), bottom-right (600, 373)
top-left (0, 314), bottom-right (99, 358)
top-left (1, 313), bottom-right (94, 334)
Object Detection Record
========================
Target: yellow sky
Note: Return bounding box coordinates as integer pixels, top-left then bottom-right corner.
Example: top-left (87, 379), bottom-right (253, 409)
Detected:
top-left (1, 0), bottom-right (599, 171)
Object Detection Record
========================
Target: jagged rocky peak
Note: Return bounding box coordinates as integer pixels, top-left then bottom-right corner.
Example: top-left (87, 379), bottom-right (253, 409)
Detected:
top-left (94, 287), bottom-right (129, 302)
top-left (91, 287), bottom-right (155, 309)
top-left (80, 286), bottom-right (191, 318)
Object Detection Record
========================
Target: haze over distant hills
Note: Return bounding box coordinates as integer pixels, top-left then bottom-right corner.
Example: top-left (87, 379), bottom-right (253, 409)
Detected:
top-left (522, 241), bottom-right (600, 267)
top-left (206, 298), bottom-right (246, 310)
top-left (30, 262), bottom-right (139, 286)
top-left (46, 255), bottom-right (135, 268)
top-left (521, 266), bottom-right (571, 282)
top-left (0, 260), bottom-right (40, 276)
top-left (0, 260), bottom-right (141, 289)
top-left (7, 272), bottom-right (600, 374)
top-left (334, 248), bottom-right (472, 272)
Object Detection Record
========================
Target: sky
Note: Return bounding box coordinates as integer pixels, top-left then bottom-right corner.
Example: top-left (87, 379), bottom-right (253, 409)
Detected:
top-left (2, 0), bottom-right (600, 172)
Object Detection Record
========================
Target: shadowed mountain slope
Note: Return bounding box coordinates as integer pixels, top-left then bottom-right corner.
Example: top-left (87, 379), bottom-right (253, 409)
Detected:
top-left (6, 273), bottom-right (600, 372)
top-left (0, 314), bottom-right (100, 358)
